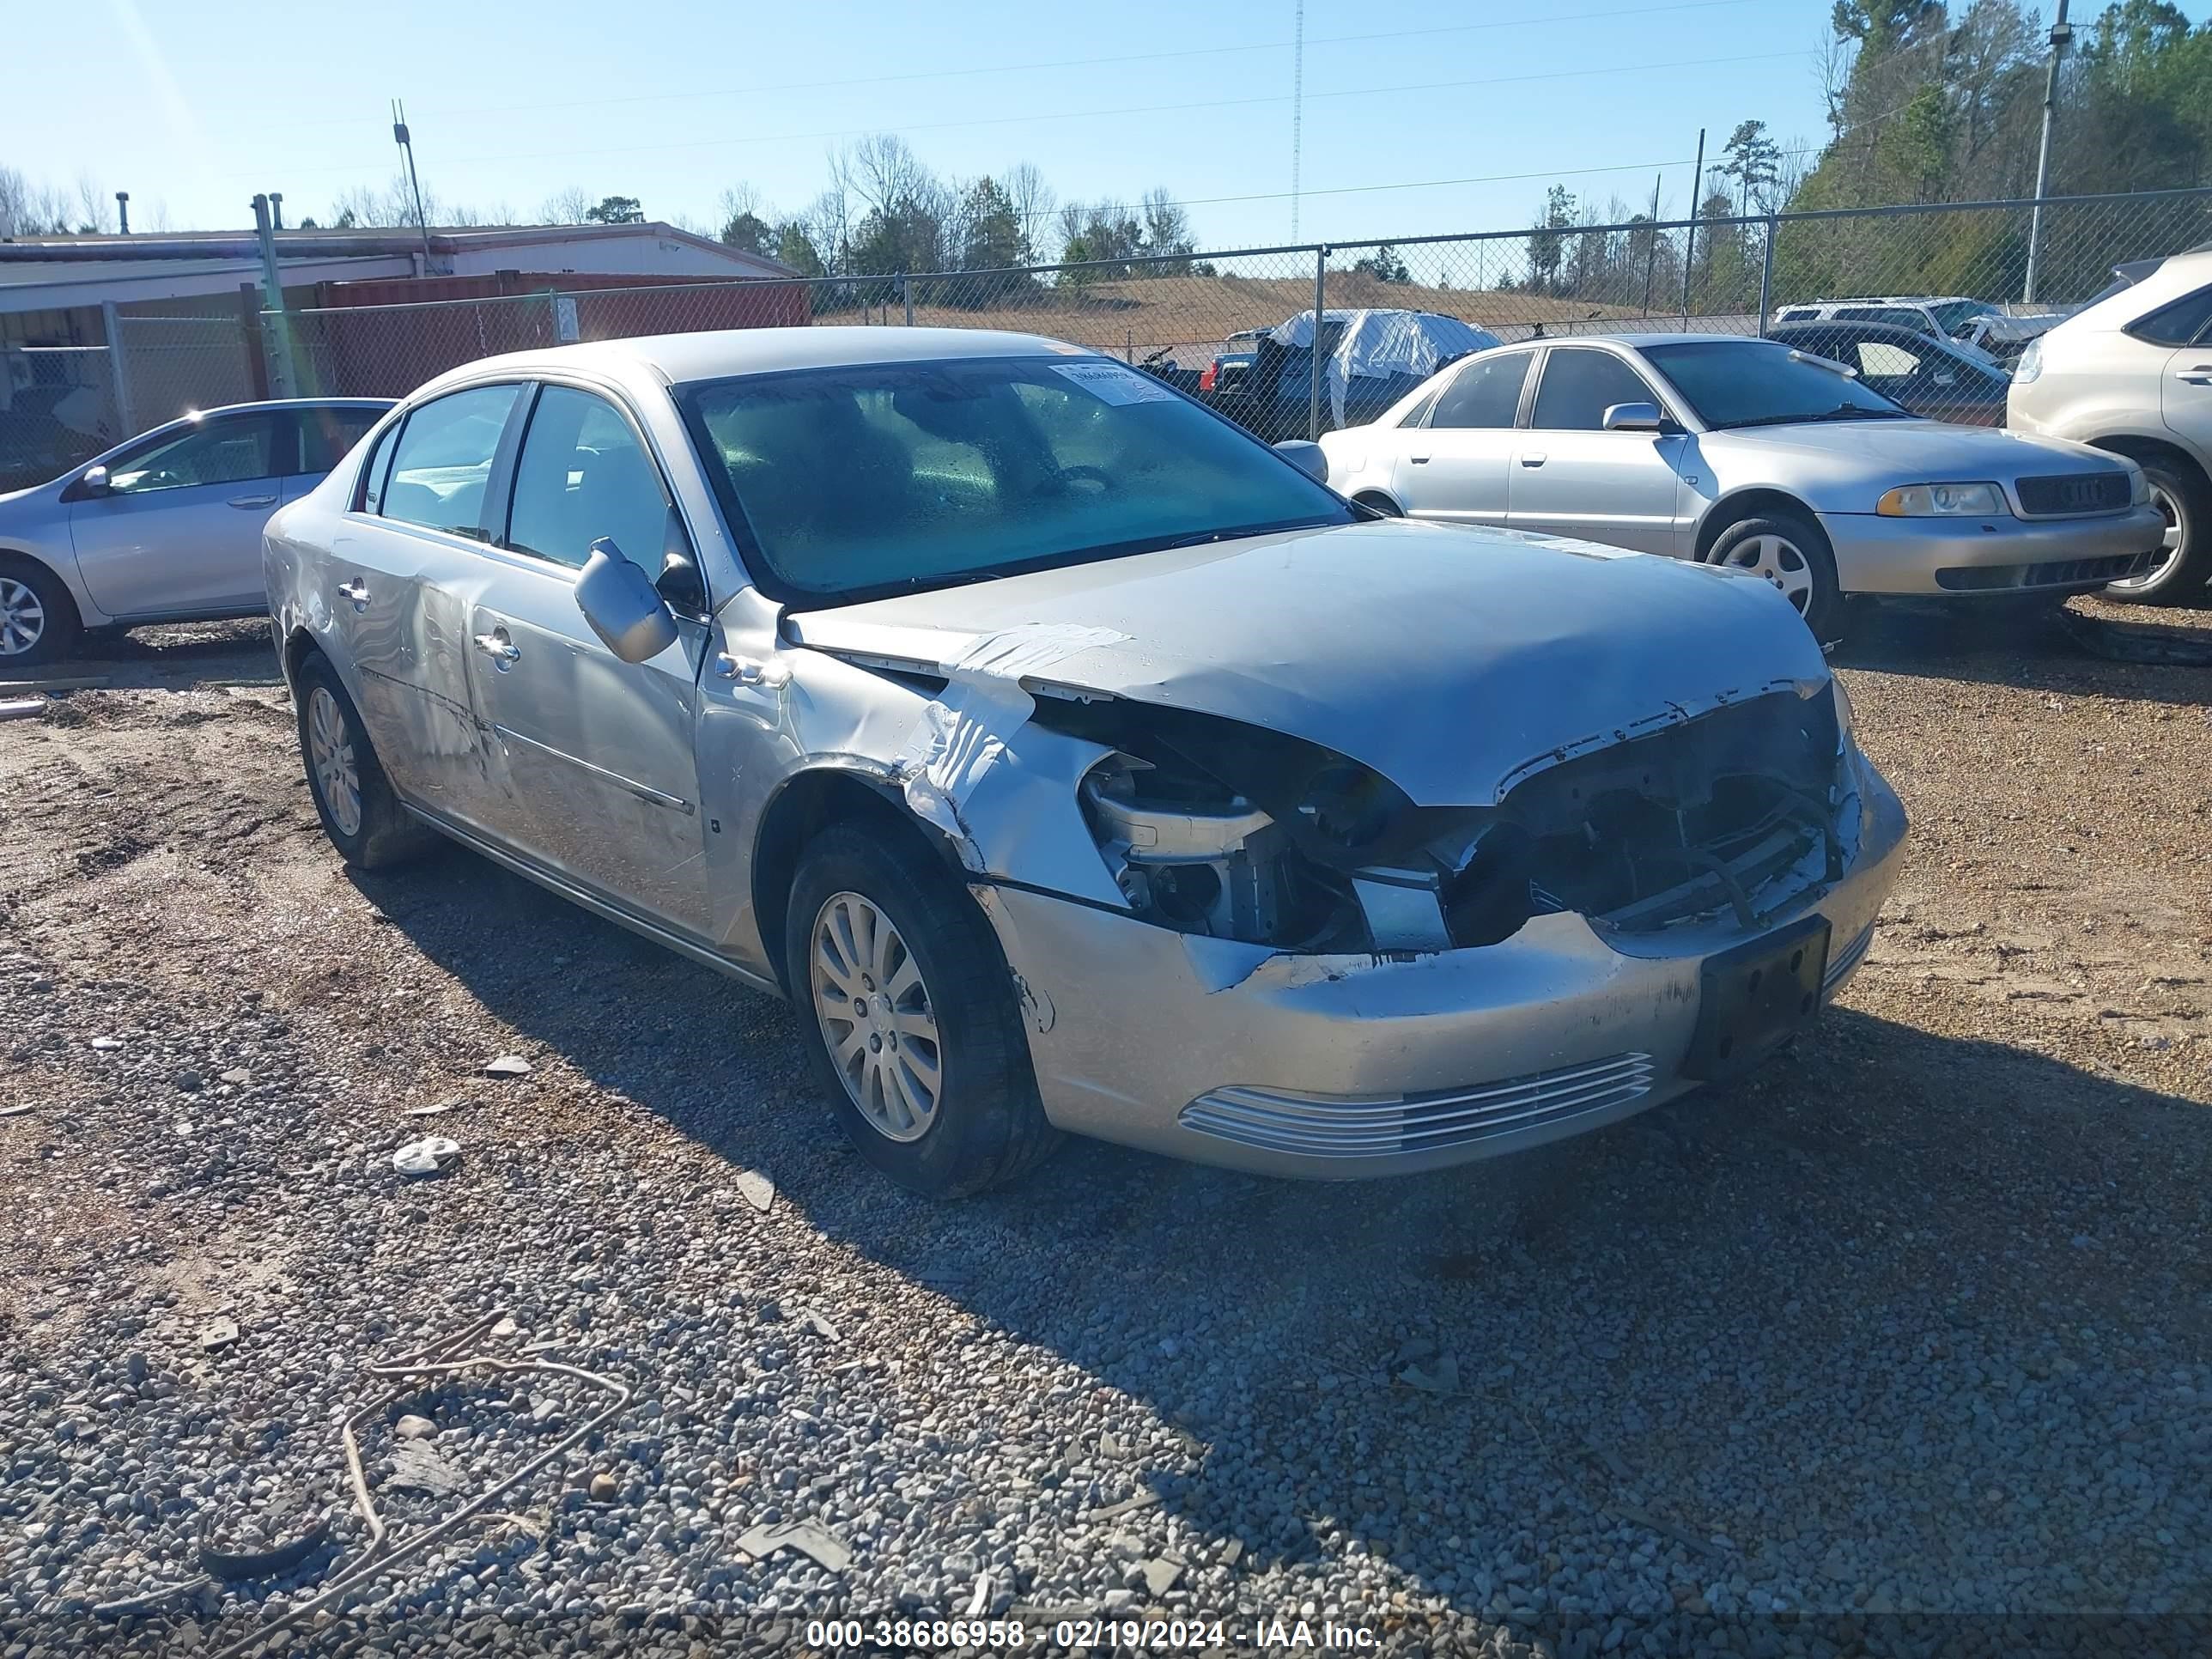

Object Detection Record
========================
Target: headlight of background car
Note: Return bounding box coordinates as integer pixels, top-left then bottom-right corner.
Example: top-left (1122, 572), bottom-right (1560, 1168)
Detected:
top-left (2011, 339), bottom-right (2042, 384)
top-left (1876, 482), bottom-right (2007, 518)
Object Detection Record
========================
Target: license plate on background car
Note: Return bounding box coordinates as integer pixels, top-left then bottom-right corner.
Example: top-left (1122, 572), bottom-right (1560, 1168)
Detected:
top-left (1683, 915), bottom-right (1832, 1081)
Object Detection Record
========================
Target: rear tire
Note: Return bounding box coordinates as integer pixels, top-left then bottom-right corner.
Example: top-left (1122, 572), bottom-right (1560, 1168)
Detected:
top-left (0, 556), bottom-right (82, 670)
top-left (2103, 459), bottom-right (2209, 605)
top-left (1353, 492), bottom-right (1403, 518)
top-left (293, 651), bottom-right (435, 870)
top-left (785, 823), bottom-right (1060, 1198)
top-left (1706, 510), bottom-right (1845, 645)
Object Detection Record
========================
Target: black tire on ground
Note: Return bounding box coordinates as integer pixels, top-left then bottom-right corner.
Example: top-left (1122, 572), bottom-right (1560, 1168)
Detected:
top-left (292, 650), bottom-right (435, 870)
top-left (0, 554), bottom-right (82, 669)
top-left (1353, 493), bottom-right (1403, 517)
top-left (1705, 509), bottom-right (1845, 646)
top-left (784, 823), bottom-right (1060, 1198)
top-left (2103, 458), bottom-right (2210, 606)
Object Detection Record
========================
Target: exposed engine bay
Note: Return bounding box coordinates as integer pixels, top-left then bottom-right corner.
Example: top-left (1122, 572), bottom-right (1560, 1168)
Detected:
top-left (1035, 688), bottom-right (1850, 953)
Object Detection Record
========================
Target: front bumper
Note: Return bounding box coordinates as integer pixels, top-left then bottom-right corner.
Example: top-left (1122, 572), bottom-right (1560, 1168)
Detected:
top-left (976, 757), bottom-right (1909, 1180)
top-left (1819, 505), bottom-right (2166, 596)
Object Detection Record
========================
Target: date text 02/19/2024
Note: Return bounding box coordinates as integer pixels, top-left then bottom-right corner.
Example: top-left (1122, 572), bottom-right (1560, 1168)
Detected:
top-left (802, 1617), bottom-right (1382, 1649)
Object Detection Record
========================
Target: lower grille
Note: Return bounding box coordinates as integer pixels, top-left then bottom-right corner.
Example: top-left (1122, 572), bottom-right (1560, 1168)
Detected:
top-left (1934, 551), bottom-right (2154, 592)
top-left (1180, 1053), bottom-right (1656, 1159)
top-left (1824, 921), bottom-right (1875, 995)
top-left (2015, 472), bottom-right (2130, 516)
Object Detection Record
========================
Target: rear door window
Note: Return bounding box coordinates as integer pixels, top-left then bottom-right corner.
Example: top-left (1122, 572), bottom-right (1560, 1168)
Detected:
top-left (1528, 349), bottom-right (1662, 431)
top-left (294, 406), bottom-right (386, 476)
top-left (1428, 352), bottom-right (1533, 428)
top-left (379, 385), bottom-right (523, 538)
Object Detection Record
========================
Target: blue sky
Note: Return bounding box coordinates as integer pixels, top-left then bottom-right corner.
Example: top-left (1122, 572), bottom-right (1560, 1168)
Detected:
top-left (4, 0), bottom-right (2181, 252)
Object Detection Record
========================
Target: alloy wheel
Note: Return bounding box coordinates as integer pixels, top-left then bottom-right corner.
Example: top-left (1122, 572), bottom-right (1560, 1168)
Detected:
top-left (0, 577), bottom-right (46, 658)
top-left (1723, 534), bottom-right (1815, 614)
top-left (809, 890), bottom-right (943, 1143)
top-left (2106, 481), bottom-right (2183, 594)
top-left (306, 685), bottom-right (363, 838)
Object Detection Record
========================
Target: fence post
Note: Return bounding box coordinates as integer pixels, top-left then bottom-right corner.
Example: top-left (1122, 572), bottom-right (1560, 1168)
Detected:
top-left (1310, 246), bottom-right (1327, 441)
top-left (100, 301), bottom-right (136, 437)
top-left (251, 193), bottom-right (297, 399)
top-left (901, 272), bottom-right (914, 327)
top-left (1757, 215), bottom-right (1778, 337)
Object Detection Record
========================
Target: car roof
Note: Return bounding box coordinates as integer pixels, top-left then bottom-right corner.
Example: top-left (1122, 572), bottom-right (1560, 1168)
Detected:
top-left (1497, 332), bottom-right (1790, 350)
top-left (1770, 319), bottom-right (1967, 349)
top-left (426, 326), bottom-right (1093, 393)
top-left (1787, 296), bottom-right (1969, 309)
top-left (179, 397), bottom-right (395, 417)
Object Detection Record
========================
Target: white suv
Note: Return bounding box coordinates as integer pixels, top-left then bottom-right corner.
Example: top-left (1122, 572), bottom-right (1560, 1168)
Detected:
top-left (2008, 246), bottom-right (2212, 604)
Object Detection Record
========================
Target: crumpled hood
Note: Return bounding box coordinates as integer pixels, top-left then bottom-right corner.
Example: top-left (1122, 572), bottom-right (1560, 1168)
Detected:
top-left (783, 518), bottom-right (1831, 806)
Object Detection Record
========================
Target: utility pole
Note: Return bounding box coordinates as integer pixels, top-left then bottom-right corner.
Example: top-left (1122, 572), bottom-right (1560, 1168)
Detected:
top-left (114, 191), bottom-right (130, 235)
top-left (269, 191), bottom-right (284, 232)
top-left (251, 193), bottom-right (297, 398)
top-left (1289, 0), bottom-right (1305, 241)
top-left (1680, 127), bottom-right (1705, 322)
top-left (1641, 172), bottom-right (1662, 314)
top-left (392, 98), bottom-right (434, 265)
top-left (2023, 0), bottom-right (2072, 304)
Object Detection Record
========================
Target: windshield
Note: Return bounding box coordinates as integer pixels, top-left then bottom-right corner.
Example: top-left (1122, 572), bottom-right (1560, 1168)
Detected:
top-left (1643, 339), bottom-right (1911, 429)
top-left (1929, 299), bottom-right (2001, 332)
top-left (678, 355), bottom-right (1352, 603)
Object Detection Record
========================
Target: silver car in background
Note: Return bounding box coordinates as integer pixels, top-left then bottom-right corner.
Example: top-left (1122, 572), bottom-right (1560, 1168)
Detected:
top-left (1319, 334), bottom-right (2167, 641)
top-left (0, 398), bottom-right (391, 665)
top-left (267, 328), bottom-right (1905, 1197)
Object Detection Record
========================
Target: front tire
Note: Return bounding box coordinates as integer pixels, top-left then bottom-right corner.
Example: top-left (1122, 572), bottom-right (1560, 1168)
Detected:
top-left (1707, 510), bottom-right (1844, 645)
top-left (0, 556), bottom-right (82, 669)
top-left (784, 823), bottom-right (1059, 1197)
top-left (2104, 459), bottom-right (2209, 605)
top-left (293, 652), bottom-right (434, 870)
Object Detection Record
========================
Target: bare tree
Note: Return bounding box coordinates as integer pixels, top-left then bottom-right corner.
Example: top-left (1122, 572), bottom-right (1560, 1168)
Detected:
top-left (838, 133), bottom-right (930, 216)
top-left (74, 173), bottom-right (114, 234)
top-left (0, 166), bottom-right (77, 236)
top-left (538, 185), bottom-right (594, 225)
top-left (1005, 161), bottom-right (1057, 262)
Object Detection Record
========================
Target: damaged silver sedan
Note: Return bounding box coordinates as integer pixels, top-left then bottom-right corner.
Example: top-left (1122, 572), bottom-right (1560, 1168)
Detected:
top-left (265, 328), bottom-right (1908, 1195)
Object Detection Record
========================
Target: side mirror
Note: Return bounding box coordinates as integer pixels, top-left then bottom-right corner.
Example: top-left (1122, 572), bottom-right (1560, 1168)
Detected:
top-left (79, 465), bottom-right (111, 498)
top-left (1601, 401), bottom-right (1666, 433)
top-left (654, 507), bottom-right (707, 614)
top-left (574, 538), bottom-right (679, 664)
top-left (1273, 439), bottom-right (1328, 483)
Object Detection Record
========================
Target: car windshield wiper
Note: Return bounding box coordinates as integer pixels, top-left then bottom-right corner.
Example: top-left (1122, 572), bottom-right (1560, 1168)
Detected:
top-left (1150, 516), bottom-right (1344, 552)
top-left (1720, 404), bottom-right (1911, 429)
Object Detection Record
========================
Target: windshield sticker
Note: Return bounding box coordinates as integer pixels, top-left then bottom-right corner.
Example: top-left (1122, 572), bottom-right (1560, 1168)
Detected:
top-left (1049, 361), bottom-right (1180, 405)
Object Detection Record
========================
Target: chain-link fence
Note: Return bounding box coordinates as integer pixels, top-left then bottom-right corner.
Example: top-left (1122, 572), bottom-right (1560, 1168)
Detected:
top-left (1, 344), bottom-right (119, 495)
top-left (4, 185), bottom-right (2207, 489)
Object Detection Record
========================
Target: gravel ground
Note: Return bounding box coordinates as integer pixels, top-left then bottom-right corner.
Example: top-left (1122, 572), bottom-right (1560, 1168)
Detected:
top-left (3, 600), bottom-right (2209, 1658)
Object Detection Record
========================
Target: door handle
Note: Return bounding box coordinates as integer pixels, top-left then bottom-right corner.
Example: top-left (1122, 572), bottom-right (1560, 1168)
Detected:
top-left (227, 494), bottom-right (277, 509)
top-left (472, 629), bottom-right (521, 669)
top-left (1519, 453), bottom-right (1547, 467)
top-left (335, 579), bottom-right (369, 611)
top-left (2178, 367), bottom-right (2212, 385)
top-left (1407, 454), bottom-right (1431, 465)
